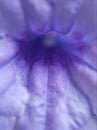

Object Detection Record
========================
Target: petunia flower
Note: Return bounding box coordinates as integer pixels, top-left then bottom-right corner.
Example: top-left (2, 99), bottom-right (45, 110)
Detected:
top-left (0, 0), bottom-right (97, 130)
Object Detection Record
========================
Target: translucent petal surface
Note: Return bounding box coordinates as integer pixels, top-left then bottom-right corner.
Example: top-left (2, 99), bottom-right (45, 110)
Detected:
top-left (0, 0), bottom-right (97, 130)
top-left (0, 36), bottom-right (18, 67)
top-left (0, 0), bottom-right (26, 37)
top-left (49, 0), bottom-right (84, 33)
top-left (0, 63), bottom-right (16, 95)
top-left (70, 0), bottom-right (97, 41)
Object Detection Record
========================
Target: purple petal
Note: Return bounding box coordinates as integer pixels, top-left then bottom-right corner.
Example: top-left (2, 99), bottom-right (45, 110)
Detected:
top-left (0, 37), bottom-right (18, 67)
top-left (69, 61), bottom-right (97, 115)
top-left (19, 0), bottom-right (51, 33)
top-left (0, 63), bottom-right (16, 95)
top-left (51, 0), bottom-right (84, 33)
top-left (0, 0), bottom-right (26, 37)
top-left (82, 40), bottom-right (97, 70)
top-left (13, 62), bottom-right (90, 130)
top-left (0, 0), bottom-right (97, 130)
top-left (70, 0), bottom-right (97, 41)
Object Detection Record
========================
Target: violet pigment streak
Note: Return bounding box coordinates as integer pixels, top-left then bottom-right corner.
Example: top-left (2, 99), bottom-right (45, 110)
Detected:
top-left (0, 0), bottom-right (97, 130)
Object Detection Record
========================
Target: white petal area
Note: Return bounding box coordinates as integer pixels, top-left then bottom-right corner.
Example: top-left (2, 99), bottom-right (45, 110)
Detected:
top-left (28, 62), bottom-right (48, 130)
top-left (70, 0), bottom-right (97, 41)
top-left (0, 0), bottom-right (26, 37)
top-left (14, 61), bottom-right (48, 130)
top-left (20, 0), bottom-right (51, 32)
top-left (70, 62), bottom-right (97, 115)
top-left (13, 62), bottom-right (90, 130)
top-left (0, 37), bottom-right (18, 67)
top-left (0, 64), bottom-right (29, 117)
top-left (0, 116), bottom-right (16, 130)
top-left (50, 0), bottom-right (84, 33)
top-left (0, 63), bottom-right (16, 95)
top-left (45, 63), bottom-right (90, 130)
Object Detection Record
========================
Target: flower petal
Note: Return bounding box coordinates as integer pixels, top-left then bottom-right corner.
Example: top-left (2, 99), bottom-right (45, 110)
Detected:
top-left (0, 71), bottom-right (29, 117)
top-left (0, 63), bottom-right (16, 95)
top-left (70, 0), bottom-right (97, 41)
top-left (51, 0), bottom-right (84, 33)
top-left (44, 63), bottom-right (90, 130)
top-left (70, 62), bottom-right (97, 115)
top-left (14, 62), bottom-right (91, 130)
top-left (0, 0), bottom-right (26, 37)
top-left (20, 0), bottom-right (51, 33)
top-left (82, 40), bottom-right (97, 70)
top-left (0, 116), bottom-right (15, 130)
top-left (0, 36), bottom-right (18, 67)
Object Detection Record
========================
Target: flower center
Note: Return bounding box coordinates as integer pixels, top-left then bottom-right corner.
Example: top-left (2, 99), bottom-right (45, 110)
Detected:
top-left (18, 32), bottom-right (83, 67)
